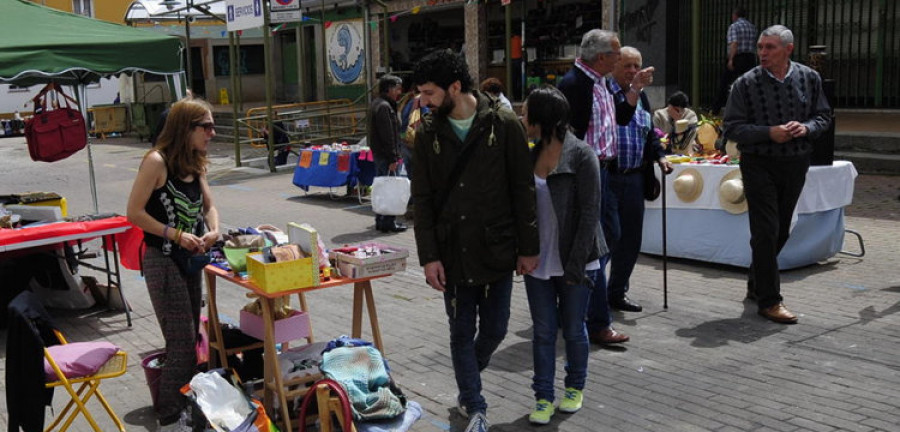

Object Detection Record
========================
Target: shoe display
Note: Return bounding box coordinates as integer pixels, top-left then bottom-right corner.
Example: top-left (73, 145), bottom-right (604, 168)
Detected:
top-left (464, 412), bottom-right (490, 432)
top-left (589, 327), bottom-right (630, 345)
top-left (558, 388), bottom-right (583, 413)
top-left (758, 303), bottom-right (798, 324)
top-left (528, 399), bottom-right (555, 425)
top-left (610, 295), bottom-right (643, 312)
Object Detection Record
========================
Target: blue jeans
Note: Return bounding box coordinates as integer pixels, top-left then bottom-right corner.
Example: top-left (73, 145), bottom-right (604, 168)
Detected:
top-left (524, 275), bottom-right (591, 402)
top-left (599, 165), bottom-right (621, 250)
top-left (607, 171), bottom-right (645, 300)
top-left (585, 266), bottom-right (612, 333)
top-left (586, 164), bottom-right (618, 333)
top-left (443, 274), bottom-right (513, 415)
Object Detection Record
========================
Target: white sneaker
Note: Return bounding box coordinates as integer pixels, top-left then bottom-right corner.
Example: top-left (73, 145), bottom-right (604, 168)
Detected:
top-left (464, 412), bottom-right (490, 432)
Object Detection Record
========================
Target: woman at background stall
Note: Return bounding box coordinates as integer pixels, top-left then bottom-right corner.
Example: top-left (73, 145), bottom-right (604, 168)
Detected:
top-left (521, 86), bottom-right (606, 424)
top-left (127, 97), bottom-right (220, 432)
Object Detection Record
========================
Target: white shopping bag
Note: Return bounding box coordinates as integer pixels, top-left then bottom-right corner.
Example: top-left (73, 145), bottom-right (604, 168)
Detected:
top-left (188, 371), bottom-right (253, 432)
top-left (371, 175), bottom-right (411, 216)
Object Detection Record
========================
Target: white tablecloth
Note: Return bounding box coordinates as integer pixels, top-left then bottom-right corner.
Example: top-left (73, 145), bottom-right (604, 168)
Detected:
top-left (640, 161), bottom-right (857, 269)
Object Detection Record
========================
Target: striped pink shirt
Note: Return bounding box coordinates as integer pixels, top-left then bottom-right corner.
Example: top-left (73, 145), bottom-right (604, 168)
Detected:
top-left (575, 58), bottom-right (617, 159)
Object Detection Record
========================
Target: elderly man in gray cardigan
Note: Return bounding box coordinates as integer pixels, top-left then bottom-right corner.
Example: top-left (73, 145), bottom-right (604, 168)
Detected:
top-left (723, 25), bottom-right (832, 324)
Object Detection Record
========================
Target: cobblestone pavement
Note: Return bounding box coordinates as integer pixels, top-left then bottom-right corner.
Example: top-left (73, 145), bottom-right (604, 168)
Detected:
top-left (1, 137), bottom-right (899, 431)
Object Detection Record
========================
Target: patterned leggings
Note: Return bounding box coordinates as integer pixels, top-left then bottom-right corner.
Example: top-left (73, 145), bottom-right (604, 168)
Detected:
top-left (143, 247), bottom-right (202, 424)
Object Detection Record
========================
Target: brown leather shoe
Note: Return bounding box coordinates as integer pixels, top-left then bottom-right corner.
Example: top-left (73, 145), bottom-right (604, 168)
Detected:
top-left (758, 303), bottom-right (798, 324)
top-left (589, 328), bottom-right (630, 345)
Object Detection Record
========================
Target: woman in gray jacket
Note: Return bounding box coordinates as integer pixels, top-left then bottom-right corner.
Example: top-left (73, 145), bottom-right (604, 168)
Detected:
top-left (521, 86), bottom-right (607, 424)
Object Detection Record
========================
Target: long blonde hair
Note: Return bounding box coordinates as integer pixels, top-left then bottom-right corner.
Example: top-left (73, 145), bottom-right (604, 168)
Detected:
top-left (154, 97), bottom-right (211, 178)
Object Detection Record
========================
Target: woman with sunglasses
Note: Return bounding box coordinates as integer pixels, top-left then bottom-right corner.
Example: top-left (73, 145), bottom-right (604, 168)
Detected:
top-left (127, 97), bottom-right (220, 432)
top-left (521, 86), bottom-right (607, 425)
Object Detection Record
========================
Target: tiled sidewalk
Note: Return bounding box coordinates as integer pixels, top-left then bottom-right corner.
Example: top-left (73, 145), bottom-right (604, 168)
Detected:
top-left (1, 164), bottom-right (898, 431)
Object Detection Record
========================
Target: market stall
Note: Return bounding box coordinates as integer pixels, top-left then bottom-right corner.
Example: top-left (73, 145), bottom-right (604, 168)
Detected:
top-left (641, 161), bottom-right (857, 269)
top-left (0, 0), bottom-right (184, 212)
top-left (202, 224), bottom-right (408, 431)
top-left (292, 147), bottom-right (376, 194)
top-left (0, 216), bottom-right (139, 326)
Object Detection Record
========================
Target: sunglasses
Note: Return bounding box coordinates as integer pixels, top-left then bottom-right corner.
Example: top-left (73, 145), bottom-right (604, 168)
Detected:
top-left (192, 122), bottom-right (215, 132)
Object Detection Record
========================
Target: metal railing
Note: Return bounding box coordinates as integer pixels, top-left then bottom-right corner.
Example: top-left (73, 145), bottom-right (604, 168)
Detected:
top-left (231, 99), bottom-right (368, 169)
top-left (676, 0), bottom-right (900, 109)
top-left (241, 99), bottom-right (366, 148)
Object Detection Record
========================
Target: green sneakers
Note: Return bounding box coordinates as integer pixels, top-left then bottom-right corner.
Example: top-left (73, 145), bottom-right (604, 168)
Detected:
top-left (529, 399), bottom-right (555, 425)
top-left (558, 388), bottom-right (583, 413)
top-left (528, 389), bottom-right (583, 424)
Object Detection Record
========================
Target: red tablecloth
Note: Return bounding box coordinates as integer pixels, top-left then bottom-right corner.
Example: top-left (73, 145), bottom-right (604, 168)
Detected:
top-left (0, 216), bottom-right (143, 270)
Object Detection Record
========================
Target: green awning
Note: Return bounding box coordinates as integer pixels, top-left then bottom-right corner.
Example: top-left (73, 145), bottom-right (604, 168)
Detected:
top-left (0, 0), bottom-right (183, 86)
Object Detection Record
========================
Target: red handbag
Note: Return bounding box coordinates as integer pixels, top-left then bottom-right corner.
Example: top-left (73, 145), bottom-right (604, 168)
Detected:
top-left (25, 83), bottom-right (88, 162)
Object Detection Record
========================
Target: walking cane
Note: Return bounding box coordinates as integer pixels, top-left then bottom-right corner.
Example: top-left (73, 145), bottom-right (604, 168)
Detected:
top-left (661, 166), bottom-right (668, 309)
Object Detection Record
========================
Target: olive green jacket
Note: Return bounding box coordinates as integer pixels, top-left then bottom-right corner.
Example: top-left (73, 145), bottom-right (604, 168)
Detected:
top-left (412, 91), bottom-right (539, 286)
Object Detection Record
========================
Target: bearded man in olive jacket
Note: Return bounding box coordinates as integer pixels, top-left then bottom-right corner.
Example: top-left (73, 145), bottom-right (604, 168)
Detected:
top-left (411, 49), bottom-right (539, 432)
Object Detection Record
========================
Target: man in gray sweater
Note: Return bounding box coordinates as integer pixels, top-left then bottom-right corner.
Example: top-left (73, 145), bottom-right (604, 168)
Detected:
top-left (723, 25), bottom-right (832, 324)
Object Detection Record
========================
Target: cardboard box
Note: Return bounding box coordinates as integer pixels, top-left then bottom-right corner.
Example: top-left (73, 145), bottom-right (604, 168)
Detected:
top-left (240, 309), bottom-right (310, 343)
top-left (332, 243), bottom-right (409, 279)
top-left (247, 223), bottom-right (320, 293)
top-left (247, 252), bottom-right (318, 293)
top-left (22, 197), bottom-right (68, 217)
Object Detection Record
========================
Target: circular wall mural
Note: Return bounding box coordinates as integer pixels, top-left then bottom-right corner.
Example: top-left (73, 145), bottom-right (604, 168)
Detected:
top-left (327, 21), bottom-right (365, 85)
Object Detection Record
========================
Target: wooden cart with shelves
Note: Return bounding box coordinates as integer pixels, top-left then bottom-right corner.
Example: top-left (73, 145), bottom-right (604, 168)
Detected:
top-left (203, 265), bottom-right (389, 431)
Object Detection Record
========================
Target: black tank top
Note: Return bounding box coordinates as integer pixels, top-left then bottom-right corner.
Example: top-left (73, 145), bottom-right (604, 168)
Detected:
top-left (144, 169), bottom-right (204, 254)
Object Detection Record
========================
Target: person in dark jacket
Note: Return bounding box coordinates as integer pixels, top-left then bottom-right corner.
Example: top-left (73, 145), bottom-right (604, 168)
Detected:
top-left (723, 25), bottom-right (831, 324)
top-left (6, 291), bottom-right (59, 432)
top-left (411, 49), bottom-right (539, 432)
top-left (521, 86), bottom-right (606, 424)
top-left (369, 74), bottom-right (406, 232)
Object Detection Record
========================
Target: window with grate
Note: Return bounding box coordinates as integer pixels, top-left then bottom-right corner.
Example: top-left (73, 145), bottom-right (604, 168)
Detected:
top-left (72, 0), bottom-right (92, 17)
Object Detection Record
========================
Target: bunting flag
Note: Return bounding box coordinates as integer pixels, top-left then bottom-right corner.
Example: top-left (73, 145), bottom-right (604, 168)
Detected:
top-left (337, 153), bottom-right (351, 172)
top-left (211, 0), bottom-right (499, 32)
top-left (318, 151), bottom-right (331, 166)
top-left (299, 150), bottom-right (313, 168)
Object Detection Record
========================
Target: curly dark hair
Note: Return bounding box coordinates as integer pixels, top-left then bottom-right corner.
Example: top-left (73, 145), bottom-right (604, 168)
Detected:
top-left (411, 48), bottom-right (473, 93)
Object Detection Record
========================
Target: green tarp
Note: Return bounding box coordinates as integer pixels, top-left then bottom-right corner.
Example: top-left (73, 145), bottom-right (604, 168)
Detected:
top-left (0, 0), bottom-right (183, 86)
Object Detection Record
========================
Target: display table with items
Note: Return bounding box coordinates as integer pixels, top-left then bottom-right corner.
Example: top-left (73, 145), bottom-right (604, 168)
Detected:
top-left (0, 214), bottom-right (139, 326)
top-left (292, 146), bottom-right (376, 194)
top-left (641, 160), bottom-right (857, 269)
top-left (203, 223), bottom-right (408, 431)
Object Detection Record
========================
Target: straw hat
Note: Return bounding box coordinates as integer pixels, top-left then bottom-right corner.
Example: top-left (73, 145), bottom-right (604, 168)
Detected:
top-left (673, 168), bottom-right (704, 203)
top-left (719, 169), bottom-right (748, 214)
top-left (725, 140), bottom-right (741, 160)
